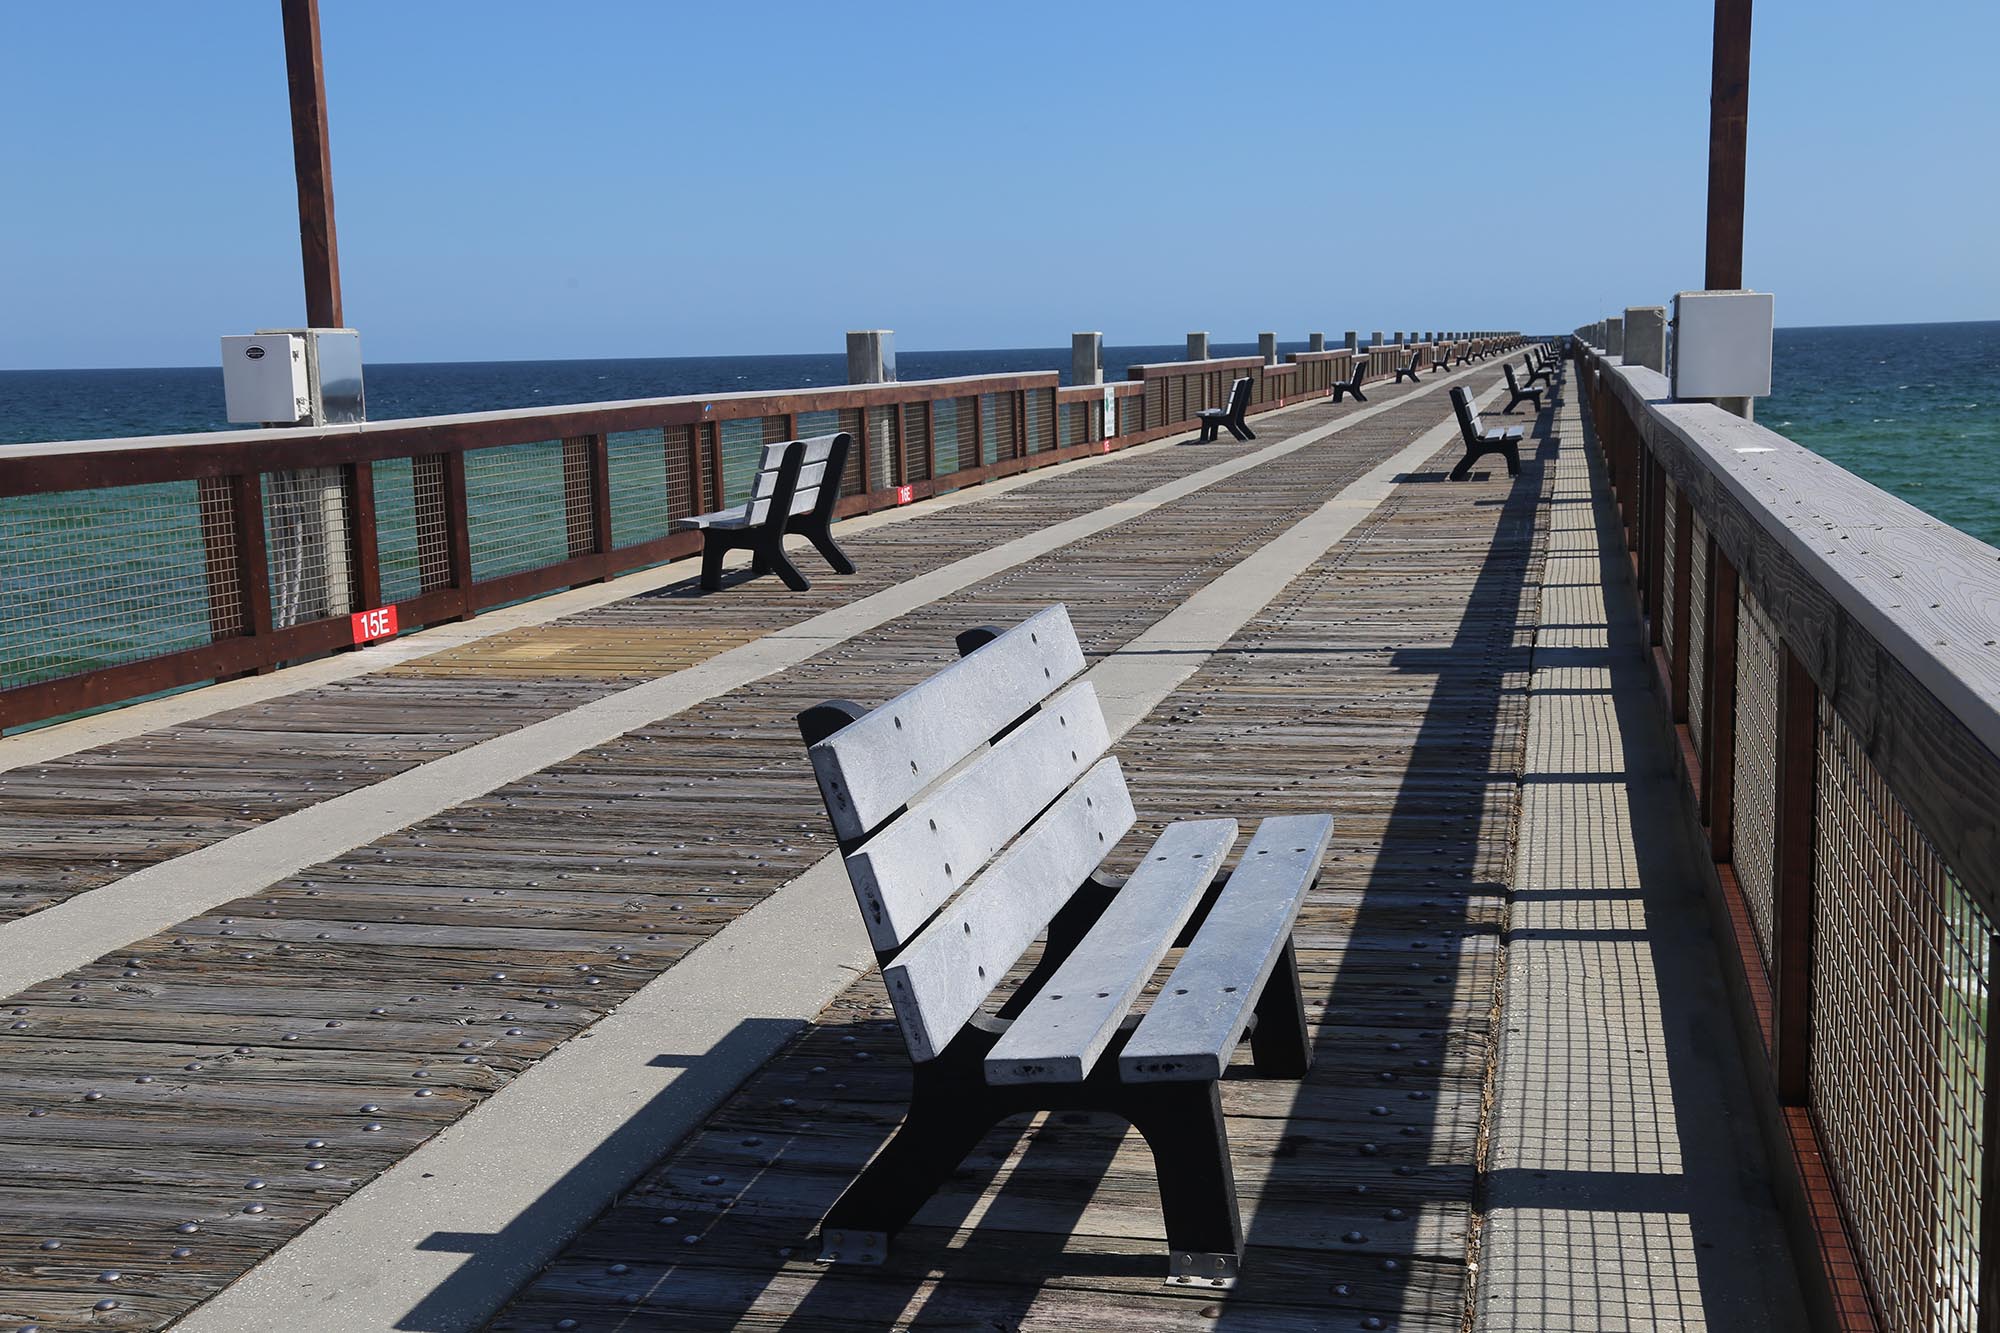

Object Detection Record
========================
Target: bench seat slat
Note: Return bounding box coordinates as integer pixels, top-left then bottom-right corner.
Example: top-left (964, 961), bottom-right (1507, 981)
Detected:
top-left (984, 818), bottom-right (1239, 1085)
top-left (882, 758), bottom-right (1136, 1063)
top-left (809, 605), bottom-right (1086, 841)
top-left (1119, 814), bottom-right (1334, 1083)
top-left (845, 680), bottom-right (1111, 951)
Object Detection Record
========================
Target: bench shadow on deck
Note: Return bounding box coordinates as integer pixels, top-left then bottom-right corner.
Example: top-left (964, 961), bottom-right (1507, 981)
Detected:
top-left (481, 400), bottom-right (1564, 1331)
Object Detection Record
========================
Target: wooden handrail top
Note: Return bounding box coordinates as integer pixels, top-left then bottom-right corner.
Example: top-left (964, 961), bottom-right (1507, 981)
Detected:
top-left (0, 370), bottom-right (1064, 499)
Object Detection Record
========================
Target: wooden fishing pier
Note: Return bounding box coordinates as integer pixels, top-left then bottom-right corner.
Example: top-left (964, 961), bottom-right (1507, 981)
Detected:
top-left (6, 1), bottom-right (2000, 1329)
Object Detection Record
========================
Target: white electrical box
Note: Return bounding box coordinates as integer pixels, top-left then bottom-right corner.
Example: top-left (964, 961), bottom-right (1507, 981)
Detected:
top-left (222, 334), bottom-right (309, 423)
top-left (1671, 290), bottom-right (1773, 400)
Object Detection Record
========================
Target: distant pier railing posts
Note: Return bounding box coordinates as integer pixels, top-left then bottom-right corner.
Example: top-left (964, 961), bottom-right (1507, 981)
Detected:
top-left (1576, 335), bottom-right (2000, 1333)
top-left (0, 335), bottom-right (1521, 730)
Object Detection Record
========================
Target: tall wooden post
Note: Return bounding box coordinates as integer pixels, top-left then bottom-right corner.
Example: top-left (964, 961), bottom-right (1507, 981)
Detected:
top-left (282, 0), bottom-right (343, 327)
top-left (1704, 0), bottom-right (1753, 290)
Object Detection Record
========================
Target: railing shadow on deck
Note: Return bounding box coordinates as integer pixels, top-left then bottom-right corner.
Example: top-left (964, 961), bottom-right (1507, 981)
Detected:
top-left (1470, 401), bottom-right (1808, 1328)
top-left (1208, 399), bottom-right (1553, 1330)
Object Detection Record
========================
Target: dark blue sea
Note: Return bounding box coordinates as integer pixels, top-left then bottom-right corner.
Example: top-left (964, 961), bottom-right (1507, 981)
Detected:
top-left (3, 324), bottom-right (1997, 545)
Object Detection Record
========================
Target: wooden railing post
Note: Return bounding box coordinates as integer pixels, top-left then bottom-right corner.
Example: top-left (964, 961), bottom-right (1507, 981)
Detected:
top-left (1706, 550), bottom-right (1739, 855)
top-left (1771, 643), bottom-right (1817, 1104)
top-left (1980, 933), bottom-right (2000, 1328)
top-left (231, 472), bottom-right (274, 668)
top-left (1670, 488), bottom-right (1693, 720)
top-left (442, 451), bottom-right (473, 619)
top-left (345, 460), bottom-right (381, 611)
top-left (587, 433), bottom-right (613, 576)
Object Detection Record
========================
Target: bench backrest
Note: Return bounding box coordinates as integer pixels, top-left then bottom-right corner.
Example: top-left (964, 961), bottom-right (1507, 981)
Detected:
top-left (745, 432), bottom-right (850, 527)
top-left (1450, 385), bottom-right (1484, 439)
top-left (1503, 362), bottom-right (1524, 392)
top-left (802, 604), bottom-right (1132, 1062)
top-left (1224, 375), bottom-right (1252, 417)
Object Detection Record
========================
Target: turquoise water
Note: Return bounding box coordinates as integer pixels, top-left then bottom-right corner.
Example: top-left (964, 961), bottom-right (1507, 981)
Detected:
top-left (1763, 321), bottom-right (2000, 546)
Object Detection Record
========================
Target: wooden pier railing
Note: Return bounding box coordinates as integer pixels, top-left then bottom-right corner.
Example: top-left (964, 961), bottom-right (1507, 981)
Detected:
top-left (1576, 339), bottom-right (2000, 1333)
top-left (0, 338), bottom-right (1518, 731)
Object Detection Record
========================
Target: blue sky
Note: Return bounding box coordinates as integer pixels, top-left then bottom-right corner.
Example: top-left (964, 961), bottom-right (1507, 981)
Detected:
top-left (2, 1), bottom-right (1994, 368)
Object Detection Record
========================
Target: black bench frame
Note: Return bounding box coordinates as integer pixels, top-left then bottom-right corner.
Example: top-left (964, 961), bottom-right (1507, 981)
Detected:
top-left (695, 432), bottom-right (855, 593)
top-left (1448, 386), bottom-right (1523, 480)
top-left (1330, 360), bottom-right (1368, 403)
top-left (1394, 350), bottom-right (1423, 384)
top-left (1502, 361), bottom-right (1545, 414)
top-left (1197, 375), bottom-right (1256, 443)
top-left (796, 625), bottom-right (1314, 1283)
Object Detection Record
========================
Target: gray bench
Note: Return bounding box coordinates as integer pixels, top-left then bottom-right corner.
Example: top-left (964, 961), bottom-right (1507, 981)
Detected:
top-left (1522, 352), bottom-right (1554, 388)
top-left (796, 604), bottom-right (1332, 1286)
top-left (1449, 385), bottom-right (1524, 480)
top-left (677, 431), bottom-right (854, 592)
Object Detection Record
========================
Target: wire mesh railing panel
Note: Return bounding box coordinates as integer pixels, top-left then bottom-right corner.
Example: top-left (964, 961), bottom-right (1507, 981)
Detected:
top-left (718, 418), bottom-right (767, 509)
top-left (900, 402), bottom-right (931, 483)
top-left (1120, 394), bottom-right (1143, 437)
top-left (837, 409), bottom-right (865, 495)
top-left (0, 482), bottom-right (231, 688)
top-left (1811, 699), bottom-right (1989, 1333)
top-left (1145, 379), bottom-right (1164, 431)
top-left (1026, 387), bottom-right (1054, 453)
top-left (1662, 479), bottom-right (1679, 671)
top-left (372, 457), bottom-right (422, 604)
top-left (1059, 401), bottom-right (1080, 450)
top-left (932, 398), bottom-right (964, 477)
top-left (978, 392), bottom-right (1013, 467)
top-left (607, 428), bottom-right (670, 550)
top-left (561, 439), bottom-right (594, 559)
top-left (261, 466), bottom-right (355, 629)
top-left (867, 407), bottom-right (895, 492)
top-left (664, 424), bottom-right (698, 522)
top-left (1689, 519), bottom-right (1710, 753)
top-left (1167, 376), bottom-right (1185, 424)
top-left (1732, 581), bottom-right (1782, 971)
top-left (464, 440), bottom-right (568, 583)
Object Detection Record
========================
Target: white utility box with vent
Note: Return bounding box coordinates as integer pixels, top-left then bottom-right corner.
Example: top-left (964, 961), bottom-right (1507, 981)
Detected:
top-left (1671, 290), bottom-right (1774, 400)
top-left (221, 334), bottom-right (309, 423)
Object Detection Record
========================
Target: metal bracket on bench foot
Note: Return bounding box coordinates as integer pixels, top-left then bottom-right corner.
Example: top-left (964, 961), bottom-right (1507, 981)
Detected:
top-left (1168, 1249), bottom-right (1240, 1290)
top-left (816, 1228), bottom-right (888, 1265)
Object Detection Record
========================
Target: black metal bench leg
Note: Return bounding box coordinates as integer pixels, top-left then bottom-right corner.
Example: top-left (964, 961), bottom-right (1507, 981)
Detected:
top-left (764, 539), bottom-right (811, 592)
top-left (1227, 419), bottom-right (1254, 442)
top-left (1248, 938), bottom-right (1312, 1079)
top-left (698, 536), bottom-right (728, 592)
top-left (1503, 441), bottom-right (1522, 477)
top-left (818, 1085), bottom-right (1001, 1262)
top-left (1127, 1081), bottom-right (1244, 1280)
top-left (1450, 446), bottom-right (1478, 482)
top-left (803, 523), bottom-right (855, 576)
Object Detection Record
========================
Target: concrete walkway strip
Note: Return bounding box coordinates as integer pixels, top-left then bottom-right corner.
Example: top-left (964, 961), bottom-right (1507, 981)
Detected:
top-left (172, 389), bottom-right (1495, 1333)
top-left (0, 369), bottom-right (1490, 1003)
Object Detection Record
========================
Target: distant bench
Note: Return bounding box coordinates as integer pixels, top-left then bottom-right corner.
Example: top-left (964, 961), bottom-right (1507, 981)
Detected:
top-left (1197, 375), bottom-right (1256, 443)
top-left (797, 603), bottom-right (1333, 1286)
top-left (677, 431), bottom-right (854, 592)
top-left (1331, 359), bottom-right (1368, 403)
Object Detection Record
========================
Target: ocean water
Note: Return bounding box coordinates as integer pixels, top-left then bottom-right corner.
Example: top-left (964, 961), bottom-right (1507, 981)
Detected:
top-left (0, 343), bottom-right (1298, 447)
top-left (1761, 321), bottom-right (2000, 547)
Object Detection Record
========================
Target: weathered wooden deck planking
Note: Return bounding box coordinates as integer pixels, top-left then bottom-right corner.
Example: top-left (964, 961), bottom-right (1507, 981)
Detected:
top-left (0, 371), bottom-right (1444, 927)
top-left (486, 398), bottom-right (1553, 1330)
top-left (0, 366), bottom-right (1522, 1332)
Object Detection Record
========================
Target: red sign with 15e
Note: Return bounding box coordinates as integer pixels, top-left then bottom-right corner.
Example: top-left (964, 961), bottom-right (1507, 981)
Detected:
top-left (351, 605), bottom-right (398, 644)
